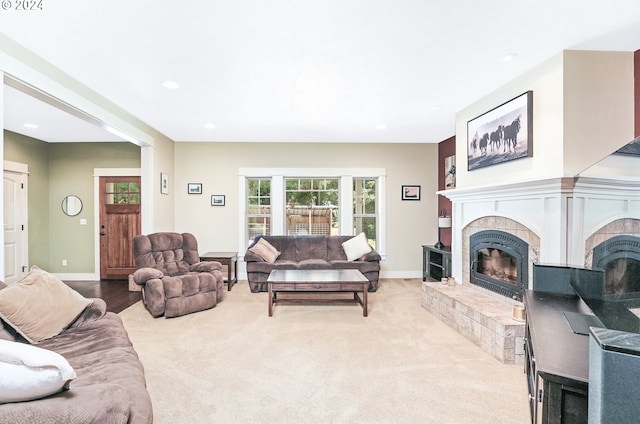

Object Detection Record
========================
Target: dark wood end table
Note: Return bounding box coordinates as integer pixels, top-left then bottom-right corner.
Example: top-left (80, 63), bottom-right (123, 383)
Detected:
top-left (266, 269), bottom-right (369, 317)
top-left (200, 251), bottom-right (238, 291)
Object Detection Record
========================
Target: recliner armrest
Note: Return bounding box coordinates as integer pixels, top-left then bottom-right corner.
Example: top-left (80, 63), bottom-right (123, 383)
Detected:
top-left (133, 267), bottom-right (164, 284)
top-left (190, 261), bottom-right (222, 272)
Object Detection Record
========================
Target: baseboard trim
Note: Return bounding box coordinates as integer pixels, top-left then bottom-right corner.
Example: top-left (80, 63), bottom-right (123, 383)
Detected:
top-left (55, 273), bottom-right (99, 281)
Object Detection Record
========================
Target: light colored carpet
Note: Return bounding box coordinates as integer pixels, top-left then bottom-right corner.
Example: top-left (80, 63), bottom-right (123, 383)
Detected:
top-left (118, 279), bottom-right (529, 423)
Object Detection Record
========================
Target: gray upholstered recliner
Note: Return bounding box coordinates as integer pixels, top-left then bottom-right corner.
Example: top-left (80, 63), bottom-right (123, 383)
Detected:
top-left (132, 232), bottom-right (224, 318)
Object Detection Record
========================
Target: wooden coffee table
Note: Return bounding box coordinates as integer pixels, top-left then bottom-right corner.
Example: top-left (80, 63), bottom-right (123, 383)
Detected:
top-left (267, 269), bottom-right (370, 317)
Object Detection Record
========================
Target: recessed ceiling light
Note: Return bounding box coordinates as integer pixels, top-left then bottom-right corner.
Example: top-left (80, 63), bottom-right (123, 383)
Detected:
top-left (204, 123), bottom-right (216, 129)
top-left (502, 53), bottom-right (517, 62)
top-left (432, 105), bottom-right (443, 110)
top-left (162, 80), bottom-right (179, 89)
top-left (24, 123), bottom-right (38, 129)
top-left (376, 124), bottom-right (388, 130)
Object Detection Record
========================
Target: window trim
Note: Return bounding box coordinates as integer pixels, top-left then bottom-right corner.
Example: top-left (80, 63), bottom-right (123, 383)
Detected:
top-left (239, 168), bottom-right (386, 258)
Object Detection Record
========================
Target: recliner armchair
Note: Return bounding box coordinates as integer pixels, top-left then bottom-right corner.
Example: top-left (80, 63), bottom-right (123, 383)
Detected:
top-left (132, 232), bottom-right (224, 318)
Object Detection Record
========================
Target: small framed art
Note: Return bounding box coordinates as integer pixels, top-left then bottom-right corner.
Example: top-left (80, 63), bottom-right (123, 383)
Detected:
top-left (187, 183), bottom-right (202, 194)
top-left (160, 173), bottom-right (169, 195)
top-left (402, 185), bottom-right (421, 201)
top-left (211, 195), bottom-right (225, 206)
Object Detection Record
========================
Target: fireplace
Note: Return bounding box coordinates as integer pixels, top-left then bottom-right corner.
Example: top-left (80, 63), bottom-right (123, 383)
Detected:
top-left (592, 235), bottom-right (640, 300)
top-left (469, 230), bottom-right (528, 301)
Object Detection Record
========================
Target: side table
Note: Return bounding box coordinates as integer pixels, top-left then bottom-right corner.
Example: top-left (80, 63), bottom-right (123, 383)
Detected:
top-left (200, 251), bottom-right (238, 291)
top-left (422, 245), bottom-right (451, 282)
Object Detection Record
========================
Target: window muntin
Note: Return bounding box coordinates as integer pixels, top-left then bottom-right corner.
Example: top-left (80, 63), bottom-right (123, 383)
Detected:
top-left (105, 181), bottom-right (140, 205)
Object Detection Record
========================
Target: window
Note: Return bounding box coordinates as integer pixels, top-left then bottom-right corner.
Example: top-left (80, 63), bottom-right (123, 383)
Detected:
top-left (285, 178), bottom-right (339, 235)
top-left (105, 181), bottom-right (140, 204)
top-left (239, 168), bottom-right (385, 257)
top-left (246, 178), bottom-right (271, 243)
top-left (353, 178), bottom-right (377, 248)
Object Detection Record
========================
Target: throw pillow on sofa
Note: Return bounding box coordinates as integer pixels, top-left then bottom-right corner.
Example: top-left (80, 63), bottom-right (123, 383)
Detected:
top-left (0, 266), bottom-right (92, 343)
top-left (0, 339), bottom-right (77, 404)
top-left (342, 232), bottom-right (373, 261)
top-left (249, 238), bottom-right (281, 263)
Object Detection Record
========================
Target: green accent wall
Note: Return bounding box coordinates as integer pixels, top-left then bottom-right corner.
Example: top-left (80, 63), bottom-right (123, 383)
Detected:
top-left (4, 130), bottom-right (140, 273)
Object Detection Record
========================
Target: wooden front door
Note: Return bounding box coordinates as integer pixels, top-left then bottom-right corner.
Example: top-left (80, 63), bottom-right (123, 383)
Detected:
top-left (99, 176), bottom-right (141, 279)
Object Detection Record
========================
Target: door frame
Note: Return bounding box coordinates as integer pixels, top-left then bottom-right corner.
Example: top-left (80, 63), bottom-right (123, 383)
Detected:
top-left (93, 168), bottom-right (141, 279)
top-left (3, 160), bottom-right (28, 283)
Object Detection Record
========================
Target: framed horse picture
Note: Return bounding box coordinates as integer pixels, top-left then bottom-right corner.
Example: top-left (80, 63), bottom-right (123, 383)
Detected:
top-left (467, 91), bottom-right (533, 171)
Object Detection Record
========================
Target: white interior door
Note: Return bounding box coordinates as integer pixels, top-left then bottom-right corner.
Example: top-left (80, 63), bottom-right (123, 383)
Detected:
top-left (3, 164), bottom-right (28, 284)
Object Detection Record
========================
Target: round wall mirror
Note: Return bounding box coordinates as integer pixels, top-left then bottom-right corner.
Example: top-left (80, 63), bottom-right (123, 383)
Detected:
top-left (62, 195), bottom-right (83, 216)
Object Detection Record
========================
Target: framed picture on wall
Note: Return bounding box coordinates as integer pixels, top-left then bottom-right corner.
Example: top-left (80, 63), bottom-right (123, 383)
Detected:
top-left (211, 195), bottom-right (225, 206)
top-left (401, 185), bottom-right (421, 201)
top-left (467, 90), bottom-right (533, 171)
top-left (160, 173), bottom-right (169, 195)
top-left (187, 183), bottom-right (202, 194)
top-left (444, 155), bottom-right (456, 189)
top-left (614, 135), bottom-right (640, 156)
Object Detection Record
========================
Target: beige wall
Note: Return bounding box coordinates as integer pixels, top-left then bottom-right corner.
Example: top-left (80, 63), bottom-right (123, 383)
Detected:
top-left (563, 50), bottom-right (634, 175)
top-left (150, 137), bottom-right (175, 233)
top-left (175, 142), bottom-right (438, 276)
top-left (455, 50), bottom-right (635, 190)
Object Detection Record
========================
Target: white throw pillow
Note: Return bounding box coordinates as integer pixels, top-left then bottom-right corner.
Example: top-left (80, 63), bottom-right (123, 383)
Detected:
top-left (0, 339), bottom-right (77, 404)
top-left (342, 232), bottom-right (373, 261)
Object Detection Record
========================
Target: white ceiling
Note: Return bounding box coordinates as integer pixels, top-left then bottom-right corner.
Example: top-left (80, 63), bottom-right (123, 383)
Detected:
top-left (2, 0), bottom-right (640, 144)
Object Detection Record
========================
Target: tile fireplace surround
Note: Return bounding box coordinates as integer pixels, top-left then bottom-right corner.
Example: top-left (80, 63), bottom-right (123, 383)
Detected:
top-left (422, 176), bottom-right (640, 363)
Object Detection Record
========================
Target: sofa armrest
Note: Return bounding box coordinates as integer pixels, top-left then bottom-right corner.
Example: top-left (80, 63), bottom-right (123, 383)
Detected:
top-left (243, 250), bottom-right (265, 262)
top-left (68, 298), bottom-right (107, 328)
top-left (360, 249), bottom-right (381, 262)
top-left (0, 383), bottom-right (132, 424)
top-left (133, 267), bottom-right (164, 284)
top-left (190, 261), bottom-right (222, 272)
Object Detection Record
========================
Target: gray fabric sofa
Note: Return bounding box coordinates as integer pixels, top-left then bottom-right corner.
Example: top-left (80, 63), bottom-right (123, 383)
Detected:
top-left (133, 232), bottom-right (224, 318)
top-left (244, 235), bottom-right (381, 293)
top-left (0, 298), bottom-right (153, 424)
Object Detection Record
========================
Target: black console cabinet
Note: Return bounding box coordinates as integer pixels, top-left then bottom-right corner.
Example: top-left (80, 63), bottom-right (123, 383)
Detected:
top-left (422, 245), bottom-right (451, 281)
top-left (523, 290), bottom-right (589, 424)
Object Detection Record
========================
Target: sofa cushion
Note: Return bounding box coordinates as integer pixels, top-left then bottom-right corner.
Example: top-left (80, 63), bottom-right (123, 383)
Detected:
top-left (0, 266), bottom-right (92, 343)
top-left (298, 259), bottom-right (331, 269)
top-left (0, 339), bottom-right (76, 404)
top-left (247, 260), bottom-right (298, 274)
top-left (249, 238), bottom-right (281, 263)
top-left (294, 236), bottom-right (328, 261)
top-left (342, 232), bottom-right (373, 261)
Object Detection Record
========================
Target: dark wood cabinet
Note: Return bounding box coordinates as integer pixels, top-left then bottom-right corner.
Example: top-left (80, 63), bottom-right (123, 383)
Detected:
top-left (523, 290), bottom-right (589, 424)
top-left (422, 245), bottom-right (451, 281)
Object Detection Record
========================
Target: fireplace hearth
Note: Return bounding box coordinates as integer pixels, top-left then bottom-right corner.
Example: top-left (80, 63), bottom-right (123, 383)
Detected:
top-left (470, 230), bottom-right (528, 301)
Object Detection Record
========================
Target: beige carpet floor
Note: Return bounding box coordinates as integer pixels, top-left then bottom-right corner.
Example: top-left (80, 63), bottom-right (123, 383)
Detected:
top-left (118, 279), bottom-right (530, 423)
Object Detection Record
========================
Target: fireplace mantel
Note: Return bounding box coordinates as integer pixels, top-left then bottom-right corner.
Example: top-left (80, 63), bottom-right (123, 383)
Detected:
top-left (439, 176), bottom-right (640, 290)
